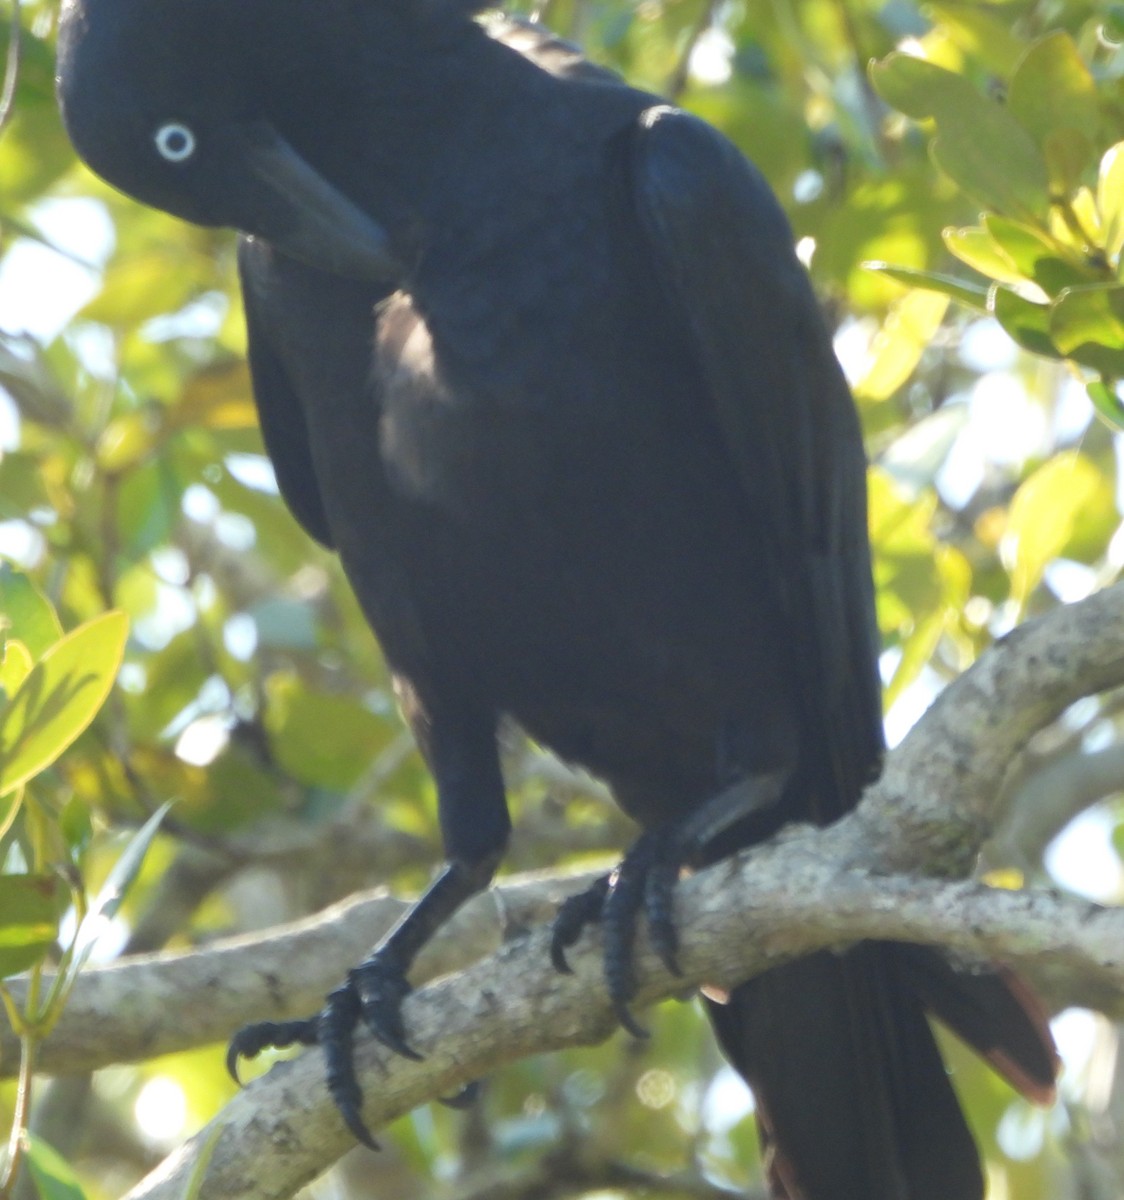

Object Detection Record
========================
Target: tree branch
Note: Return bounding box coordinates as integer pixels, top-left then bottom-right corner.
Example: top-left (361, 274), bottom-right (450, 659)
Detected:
top-left (858, 579), bottom-right (1124, 872)
top-left (0, 870), bottom-right (603, 1078)
top-left (120, 840), bottom-right (1123, 1200)
top-left (28, 581), bottom-right (1124, 1198)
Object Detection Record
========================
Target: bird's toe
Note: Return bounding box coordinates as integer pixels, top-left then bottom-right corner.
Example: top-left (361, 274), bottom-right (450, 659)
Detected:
top-left (550, 873), bottom-right (612, 972)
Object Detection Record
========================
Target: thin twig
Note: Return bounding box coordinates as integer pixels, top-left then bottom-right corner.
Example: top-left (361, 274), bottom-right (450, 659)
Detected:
top-left (0, 0), bottom-right (21, 142)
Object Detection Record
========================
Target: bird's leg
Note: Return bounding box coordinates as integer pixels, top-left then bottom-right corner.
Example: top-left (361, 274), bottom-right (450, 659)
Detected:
top-left (550, 769), bottom-right (788, 1036)
top-left (228, 704), bottom-right (509, 1147)
top-left (227, 854), bottom-right (499, 1146)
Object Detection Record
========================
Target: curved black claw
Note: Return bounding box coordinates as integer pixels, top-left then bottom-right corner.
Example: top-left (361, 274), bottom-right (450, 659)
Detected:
top-left (602, 833), bottom-right (663, 1037)
top-left (644, 856), bottom-right (682, 978)
top-left (318, 982), bottom-right (379, 1149)
top-left (595, 771), bottom-right (789, 1022)
top-left (550, 874), bottom-right (611, 972)
top-left (551, 827), bottom-right (690, 1040)
top-left (224, 948), bottom-right (424, 1150)
top-left (225, 1017), bottom-right (320, 1083)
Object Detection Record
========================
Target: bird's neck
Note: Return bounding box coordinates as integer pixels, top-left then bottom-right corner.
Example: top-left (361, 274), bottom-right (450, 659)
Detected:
top-left (279, 26), bottom-right (614, 265)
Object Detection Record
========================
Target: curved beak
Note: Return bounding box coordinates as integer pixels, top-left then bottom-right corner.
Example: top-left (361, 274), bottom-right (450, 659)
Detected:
top-left (229, 121), bottom-right (403, 284)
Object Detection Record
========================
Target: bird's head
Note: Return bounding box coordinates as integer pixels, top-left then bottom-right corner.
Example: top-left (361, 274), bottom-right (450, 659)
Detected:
top-left (56, 0), bottom-right (404, 281)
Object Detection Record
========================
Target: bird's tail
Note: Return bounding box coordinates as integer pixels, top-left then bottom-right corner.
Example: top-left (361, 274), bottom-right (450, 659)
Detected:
top-left (704, 941), bottom-right (1058, 1200)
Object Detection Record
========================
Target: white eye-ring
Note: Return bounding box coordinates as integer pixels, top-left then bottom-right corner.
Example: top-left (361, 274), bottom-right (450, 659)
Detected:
top-left (154, 122), bottom-right (196, 163)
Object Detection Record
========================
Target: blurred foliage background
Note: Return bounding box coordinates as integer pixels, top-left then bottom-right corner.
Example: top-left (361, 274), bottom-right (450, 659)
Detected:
top-left (2, 0), bottom-right (1124, 1196)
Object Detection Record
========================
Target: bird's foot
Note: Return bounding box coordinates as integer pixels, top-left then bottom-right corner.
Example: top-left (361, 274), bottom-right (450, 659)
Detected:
top-left (550, 827), bottom-right (687, 1038)
top-left (549, 772), bottom-right (789, 1038)
top-left (226, 947), bottom-right (420, 1149)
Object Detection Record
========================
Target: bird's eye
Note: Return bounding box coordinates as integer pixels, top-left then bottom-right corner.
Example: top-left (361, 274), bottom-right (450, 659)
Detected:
top-left (153, 122), bottom-right (196, 163)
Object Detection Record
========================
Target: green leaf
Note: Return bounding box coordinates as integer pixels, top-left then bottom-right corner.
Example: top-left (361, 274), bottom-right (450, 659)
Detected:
top-left (68, 802), bottom-right (172, 979)
top-left (981, 216), bottom-right (1097, 295)
top-left (989, 286), bottom-right (1061, 359)
top-left (0, 874), bottom-right (59, 978)
top-left (1043, 131), bottom-right (1095, 202)
top-left (79, 250), bottom-right (215, 330)
top-left (863, 263), bottom-right (988, 311)
top-left (869, 52), bottom-right (963, 122)
top-left (0, 612), bottom-right (129, 797)
top-left (1086, 380), bottom-right (1124, 432)
top-left (929, 133), bottom-right (1048, 225)
top-left (59, 795), bottom-right (94, 855)
top-left (1007, 33), bottom-right (1098, 190)
top-left (870, 53), bottom-right (1049, 222)
top-left (0, 787), bottom-right (22, 844)
top-left (95, 411), bottom-right (161, 475)
top-left (868, 468), bottom-right (942, 637)
top-left (1097, 142), bottom-right (1124, 262)
top-left (24, 1134), bottom-right (88, 1200)
top-left (0, 341), bottom-right (73, 430)
top-left (0, 452), bottom-right (55, 523)
top-left (926, 3), bottom-right (1026, 78)
top-left (1003, 452), bottom-right (1112, 607)
top-left (0, 639), bottom-right (34, 702)
top-left (0, 32), bottom-right (75, 204)
top-left (264, 675), bottom-right (396, 791)
top-left (0, 565), bottom-right (63, 660)
top-left (854, 290), bottom-right (950, 405)
top-left (1049, 283), bottom-right (1124, 377)
top-left (944, 227), bottom-right (1025, 286)
top-left (171, 362), bottom-right (258, 431)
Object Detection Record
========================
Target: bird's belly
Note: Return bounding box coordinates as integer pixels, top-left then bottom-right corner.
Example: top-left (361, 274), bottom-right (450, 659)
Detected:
top-left (370, 407), bottom-right (794, 809)
top-left (306, 290), bottom-right (798, 810)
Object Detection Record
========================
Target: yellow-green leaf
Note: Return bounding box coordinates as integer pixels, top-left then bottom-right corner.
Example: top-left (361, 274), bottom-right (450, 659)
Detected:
top-left (1002, 453), bottom-right (1112, 607)
top-left (1097, 142), bottom-right (1124, 262)
top-left (1087, 380), bottom-right (1124, 432)
top-left (0, 612), bottom-right (129, 797)
top-left (172, 362), bottom-right (258, 431)
top-left (0, 639), bottom-right (34, 700)
top-left (0, 874), bottom-right (59, 978)
top-left (854, 290), bottom-right (950, 404)
top-left (982, 215), bottom-right (1096, 294)
top-left (864, 262), bottom-right (987, 312)
top-left (1049, 283), bottom-right (1124, 377)
top-left (0, 564), bottom-right (63, 659)
top-left (1008, 33), bottom-right (1098, 188)
top-left (25, 1134), bottom-right (89, 1200)
top-left (870, 53), bottom-right (1049, 222)
top-left (0, 786), bottom-right (23, 845)
top-left (1043, 130), bottom-right (1095, 200)
top-left (868, 468), bottom-right (942, 637)
top-left (79, 250), bottom-right (212, 329)
top-left (990, 286), bottom-right (1060, 359)
top-left (95, 410), bottom-right (162, 475)
top-left (944, 227), bottom-right (1025, 286)
top-left (930, 132), bottom-right (1048, 225)
top-left (926, 3), bottom-right (1026, 78)
top-left (263, 674), bottom-right (397, 791)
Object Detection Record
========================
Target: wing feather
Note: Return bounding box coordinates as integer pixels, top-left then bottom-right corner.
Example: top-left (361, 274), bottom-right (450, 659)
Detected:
top-left (628, 107), bottom-right (884, 814)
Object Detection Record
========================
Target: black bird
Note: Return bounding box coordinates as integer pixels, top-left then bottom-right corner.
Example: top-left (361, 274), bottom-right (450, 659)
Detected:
top-left (57, 3), bottom-right (1057, 1196)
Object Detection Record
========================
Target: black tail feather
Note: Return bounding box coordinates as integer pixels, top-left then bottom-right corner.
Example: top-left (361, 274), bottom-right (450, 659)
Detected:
top-left (895, 944), bottom-right (1059, 1104)
top-left (705, 943), bottom-right (1056, 1200)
